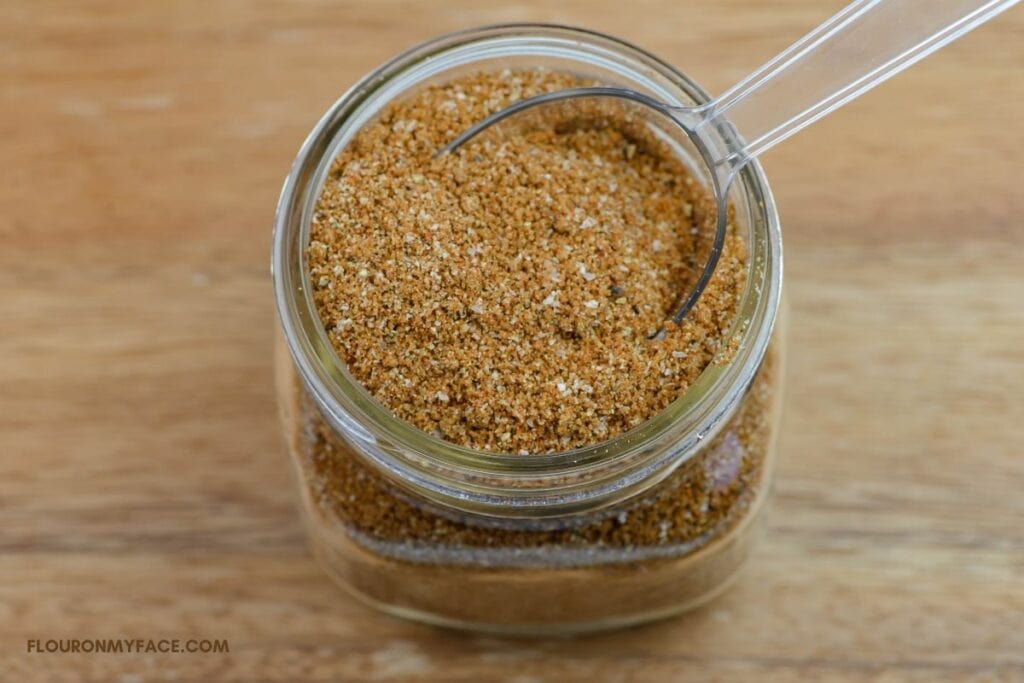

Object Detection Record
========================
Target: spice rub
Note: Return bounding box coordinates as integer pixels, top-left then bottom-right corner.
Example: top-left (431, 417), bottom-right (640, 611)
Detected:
top-left (308, 69), bottom-right (747, 454)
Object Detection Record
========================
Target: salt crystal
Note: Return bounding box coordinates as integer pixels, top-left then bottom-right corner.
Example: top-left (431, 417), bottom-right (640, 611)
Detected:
top-left (578, 263), bottom-right (596, 281)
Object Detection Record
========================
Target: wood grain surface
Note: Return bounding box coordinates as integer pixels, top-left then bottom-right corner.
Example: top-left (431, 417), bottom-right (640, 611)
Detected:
top-left (2, 1), bottom-right (1023, 681)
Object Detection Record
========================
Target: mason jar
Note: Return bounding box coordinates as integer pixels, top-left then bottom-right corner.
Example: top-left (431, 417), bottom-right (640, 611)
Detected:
top-left (272, 24), bottom-right (784, 635)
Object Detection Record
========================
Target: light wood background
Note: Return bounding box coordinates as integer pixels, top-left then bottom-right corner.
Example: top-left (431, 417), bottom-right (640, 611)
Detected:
top-left (2, 1), bottom-right (1023, 681)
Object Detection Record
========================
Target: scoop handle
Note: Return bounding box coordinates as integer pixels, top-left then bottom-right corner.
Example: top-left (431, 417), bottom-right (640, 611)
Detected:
top-left (700, 0), bottom-right (1020, 174)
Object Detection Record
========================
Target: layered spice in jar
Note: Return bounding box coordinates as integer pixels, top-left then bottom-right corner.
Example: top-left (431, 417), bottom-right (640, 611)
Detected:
top-left (273, 26), bottom-right (783, 634)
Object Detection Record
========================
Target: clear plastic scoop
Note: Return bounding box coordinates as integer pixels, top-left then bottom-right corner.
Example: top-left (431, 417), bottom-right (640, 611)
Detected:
top-left (439, 0), bottom-right (1020, 329)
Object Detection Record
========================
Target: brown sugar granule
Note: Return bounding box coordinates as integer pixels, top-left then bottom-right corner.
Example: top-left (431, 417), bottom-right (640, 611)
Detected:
top-left (307, 69), bottom-right (747, 454)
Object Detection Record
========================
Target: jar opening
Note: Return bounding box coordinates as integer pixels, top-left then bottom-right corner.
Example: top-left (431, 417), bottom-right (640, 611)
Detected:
top-left (272, 24), bottom-right (782, 515)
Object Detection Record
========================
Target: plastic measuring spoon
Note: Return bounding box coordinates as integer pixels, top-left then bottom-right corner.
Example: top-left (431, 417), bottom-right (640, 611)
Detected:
top-left (440, 0), bottom-right (1020, 328)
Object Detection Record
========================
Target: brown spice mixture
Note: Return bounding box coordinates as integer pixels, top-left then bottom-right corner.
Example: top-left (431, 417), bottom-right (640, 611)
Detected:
top-left (295, 351), bottom-right (774, 553)
top-left (308, 69), bottom-right (747, 454)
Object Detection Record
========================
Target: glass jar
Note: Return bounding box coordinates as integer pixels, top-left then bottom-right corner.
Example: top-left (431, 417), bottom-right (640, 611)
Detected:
top-left (272, 24), bottom-right (784, 635)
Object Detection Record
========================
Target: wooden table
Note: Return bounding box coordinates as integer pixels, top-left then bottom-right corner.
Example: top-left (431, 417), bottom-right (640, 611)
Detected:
top-left (3, 1), bottom-right (1022, 680)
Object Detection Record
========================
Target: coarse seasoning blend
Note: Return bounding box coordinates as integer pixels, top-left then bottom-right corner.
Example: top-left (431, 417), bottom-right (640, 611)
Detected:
top-left (273, 25), bottom-right (784, 634)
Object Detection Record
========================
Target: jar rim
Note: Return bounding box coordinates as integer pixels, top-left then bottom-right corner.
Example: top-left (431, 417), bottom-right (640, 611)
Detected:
top-left (272, 23), bottom-right (783, 516)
